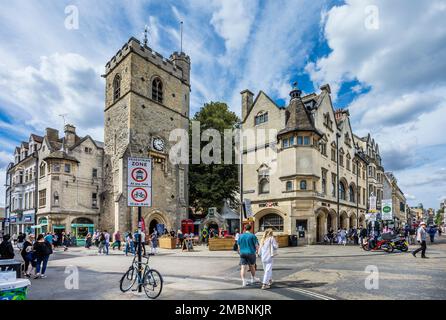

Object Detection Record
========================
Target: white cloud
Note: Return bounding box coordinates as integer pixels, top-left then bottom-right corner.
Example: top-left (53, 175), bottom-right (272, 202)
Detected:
top-left (210, 0), bottom-right (258, 53)
top-left (0, 53), bottom-right (104, 141)
top-left (305, 0), bottom-right (446, 208)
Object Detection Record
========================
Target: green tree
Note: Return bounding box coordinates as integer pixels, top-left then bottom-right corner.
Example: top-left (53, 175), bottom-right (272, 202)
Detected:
top-left (189, 102), bottom-right (240, 214)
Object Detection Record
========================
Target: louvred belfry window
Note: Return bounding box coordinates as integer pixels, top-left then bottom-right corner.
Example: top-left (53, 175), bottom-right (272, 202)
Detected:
top-left (113, 74), bottom-right (121, 102)
top-left (152, 78), bottom-right (163, 103)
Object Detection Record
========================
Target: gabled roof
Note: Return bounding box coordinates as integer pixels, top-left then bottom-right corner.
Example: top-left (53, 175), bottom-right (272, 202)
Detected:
top-left (68, 135), bottom-right (104, 151)
top-left (30, 134), bottom-right (43, 143)
top-left (242, 90), bottom-right (284, 123)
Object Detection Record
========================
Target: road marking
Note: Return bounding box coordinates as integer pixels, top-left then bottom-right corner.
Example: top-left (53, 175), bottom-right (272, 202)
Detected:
top-left (288, 287), bottom-right (337, 300)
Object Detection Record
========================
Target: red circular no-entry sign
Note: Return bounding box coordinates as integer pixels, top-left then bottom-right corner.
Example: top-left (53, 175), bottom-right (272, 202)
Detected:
top-left (131, 167), bottom-right (148, 183)
top-left (130, 187), bottom-right (148, 203)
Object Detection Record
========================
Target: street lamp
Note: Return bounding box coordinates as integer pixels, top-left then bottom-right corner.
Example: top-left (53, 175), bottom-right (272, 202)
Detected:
top-left (336, 132), bottom-right (341, 229)
top-left (236, 122), bottom-right (243, 232)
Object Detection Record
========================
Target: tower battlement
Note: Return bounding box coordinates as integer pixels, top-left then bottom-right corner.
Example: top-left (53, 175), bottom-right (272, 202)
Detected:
top-left (105, 37), bottom-right (190, 83)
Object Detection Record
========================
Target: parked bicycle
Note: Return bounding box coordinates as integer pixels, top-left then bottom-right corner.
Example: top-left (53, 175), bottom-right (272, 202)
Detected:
top-left (119, 253), bottom-right (163, 299)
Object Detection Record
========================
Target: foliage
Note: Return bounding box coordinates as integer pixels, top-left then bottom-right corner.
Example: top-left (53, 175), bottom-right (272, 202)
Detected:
top-left (189, 102), bottom-right (240, 213)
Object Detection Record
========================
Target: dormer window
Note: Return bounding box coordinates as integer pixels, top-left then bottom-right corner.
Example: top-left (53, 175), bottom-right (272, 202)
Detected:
top-left (255, 112), bottom-right (268, 126)
top-left (152, 77), bottom-right (163, 103)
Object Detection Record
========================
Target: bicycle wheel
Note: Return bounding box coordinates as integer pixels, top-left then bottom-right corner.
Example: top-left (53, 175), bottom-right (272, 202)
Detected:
top-left (143, 269), bottom-right (163, 299)
top-left (120, 267), bottom-right (137, 292)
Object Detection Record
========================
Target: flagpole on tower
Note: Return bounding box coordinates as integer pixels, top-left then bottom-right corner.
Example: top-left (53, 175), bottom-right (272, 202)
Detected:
top-left (180, 21), bottom-right (183, 53)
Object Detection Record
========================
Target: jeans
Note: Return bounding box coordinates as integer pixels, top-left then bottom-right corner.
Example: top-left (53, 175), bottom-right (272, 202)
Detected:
top-left (125, 242), bottom-right (135, 255)
top-left (36, 255), bottom-right (49, 275)
top-left (105, 242), bottom-right (110, 255)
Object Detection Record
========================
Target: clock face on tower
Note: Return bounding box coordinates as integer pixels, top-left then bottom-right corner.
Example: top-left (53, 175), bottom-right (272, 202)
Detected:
top-left (153, 138), bottom-right (165, 152)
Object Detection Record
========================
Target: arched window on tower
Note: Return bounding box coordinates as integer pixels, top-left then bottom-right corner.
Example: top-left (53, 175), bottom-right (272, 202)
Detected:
top-left (152, 77), bottom-right (163, 103)
top-left (113, 74), bottom-right (121, 102)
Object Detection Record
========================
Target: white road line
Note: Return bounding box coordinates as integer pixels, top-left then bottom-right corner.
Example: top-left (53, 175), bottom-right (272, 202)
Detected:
top-left (288, 287), bottom-right (337, 300)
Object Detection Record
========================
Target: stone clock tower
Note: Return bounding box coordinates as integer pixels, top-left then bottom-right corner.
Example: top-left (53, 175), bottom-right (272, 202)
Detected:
top-left (102, 37), bottom-right (190, 234)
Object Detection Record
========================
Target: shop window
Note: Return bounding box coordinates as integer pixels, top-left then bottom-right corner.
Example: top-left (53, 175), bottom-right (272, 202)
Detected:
top-left (259, 214), bottom-right (284, 232)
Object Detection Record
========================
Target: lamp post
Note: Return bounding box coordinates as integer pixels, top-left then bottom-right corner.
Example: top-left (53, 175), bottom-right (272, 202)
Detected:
top-left (336, 132), bottom-right (341, 229)
top-left (236, 122), bottom-right (243, 232)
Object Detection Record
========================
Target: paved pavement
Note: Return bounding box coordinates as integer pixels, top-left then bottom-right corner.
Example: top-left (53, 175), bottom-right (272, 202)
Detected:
top-left (19, 235), bottom-right (446, 300)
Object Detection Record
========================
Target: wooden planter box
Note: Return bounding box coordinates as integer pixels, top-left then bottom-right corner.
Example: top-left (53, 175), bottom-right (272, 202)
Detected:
top-left (159, 237), bottom-right (176, 249)
top-left (208, 238), bottom-right (235, 251)
top-left (275, 234), bottom-right (289, 248)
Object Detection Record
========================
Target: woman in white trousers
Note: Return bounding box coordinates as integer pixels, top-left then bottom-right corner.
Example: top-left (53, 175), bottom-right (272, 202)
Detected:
top-left (258, 229), bottom-right (278, 290)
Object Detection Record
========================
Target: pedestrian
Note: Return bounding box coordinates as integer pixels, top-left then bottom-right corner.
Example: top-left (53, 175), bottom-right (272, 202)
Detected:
top-left (150, 229), bottom-right (158, 255)
top-left (93, 230), bottom-right (100, 247)
top-left (113, 230), bottom-right (121, 250)
top-left (439, 227), bottom-right (442, 237)
top-left (428, 226), bottom-right (436, 243)
top-left (44, 232), bottom-right (54, 249)
top-left (33, 234), bottom-right (52, 278)
top-left (61, 231), bottom-right (68, 251)
top-left (258, 229), bottom-right (278, 290)
top-left (85, 233), bottom-right (92, 249)
top-left (0, 234), bottom-right (15, 260)
top-left (237, 224), bottom-right (260, 287)
top-left (340, 228), bottom-right (347, 246)
top-left (125, 232), bottom-right (135, 256)
top-left (17, 232), bottom-right (26, 249)
top-left (104, 230), bottom-right (110, 255)
top-left (98, 231), bottom-right (106, 255)
top-left (412, 222), bottom-right (428, 259)
top-left (21, 234), bottom-right (36, 277)
top-left (140, 231), bottom-right (146, 256)
top-left (233, 228), bottom-right (240, 251)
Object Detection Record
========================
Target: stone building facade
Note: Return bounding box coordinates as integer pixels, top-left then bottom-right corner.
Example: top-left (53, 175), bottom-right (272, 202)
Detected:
top-left (383, 172), bottom-right (407, 226)
top-left (36, 125), bottom-right (104, 244)
top-left (6, 134), bottom-right (42, 234)
top-left (355, 134), bottom-right (385, 210)
top-left (102, 37), bottom-right (190, 234)
top-left (241, 84), bottom-right (369, 244)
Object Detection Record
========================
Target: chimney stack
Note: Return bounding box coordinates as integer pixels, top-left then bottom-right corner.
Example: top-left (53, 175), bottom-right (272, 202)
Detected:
top-left (64, 124), bottom-right (76, 148)
top-left (241, 89), bottom-right (254, 121)
top-left (45, 128), bottom-right (59, 143)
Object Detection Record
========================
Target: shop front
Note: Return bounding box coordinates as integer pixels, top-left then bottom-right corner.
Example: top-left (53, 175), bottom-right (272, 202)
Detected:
top-left (32, 217), bottom-right (49, 235)
top-left (71, 218), bottom-right (95, 246)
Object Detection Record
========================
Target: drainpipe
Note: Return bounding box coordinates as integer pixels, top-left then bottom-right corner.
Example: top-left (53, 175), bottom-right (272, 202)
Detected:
top-left (356, 159), bottom-right (359, 228)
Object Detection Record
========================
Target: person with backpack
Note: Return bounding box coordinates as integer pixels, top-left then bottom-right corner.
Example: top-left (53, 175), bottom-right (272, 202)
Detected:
top-left (33, 234), bottom-right (52, 278)
top-left (258, 229), bottom-right (278, 290)
top-left (98, 231), bottom-right (106, 255)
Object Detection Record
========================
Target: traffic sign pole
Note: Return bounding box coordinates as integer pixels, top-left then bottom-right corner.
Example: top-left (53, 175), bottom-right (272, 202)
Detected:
top-left (138, 206), bottom-right (142, 293)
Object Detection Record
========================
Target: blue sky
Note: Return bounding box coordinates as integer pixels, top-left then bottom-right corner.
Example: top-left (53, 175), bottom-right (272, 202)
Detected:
top-left (0, 0), bottom-right (445, 210)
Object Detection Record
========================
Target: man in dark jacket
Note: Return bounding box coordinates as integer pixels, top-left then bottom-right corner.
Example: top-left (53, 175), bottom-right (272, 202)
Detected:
top-left (0, 234), bottom-right (15, 259)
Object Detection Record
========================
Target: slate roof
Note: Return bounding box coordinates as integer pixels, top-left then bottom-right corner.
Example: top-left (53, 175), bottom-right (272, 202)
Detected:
top-left (43, 150), bottom-right (79, 163)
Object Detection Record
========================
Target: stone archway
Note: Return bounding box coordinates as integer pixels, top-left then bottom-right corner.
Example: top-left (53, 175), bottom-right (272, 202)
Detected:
top-left (315, 207), bottom-right (330, 243)
top-left (359, 214), bottom-right (366, 227)
top-left (328, 209), bottom-right (337, 232)
top-left (340, 211), bottom-right (349, 229)
top-left (349, 212), bottom-right (357, 228)
top-left (254, 208), bottom-right (287, 233)
top-left (143, 210), bottom-right (170, 234)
